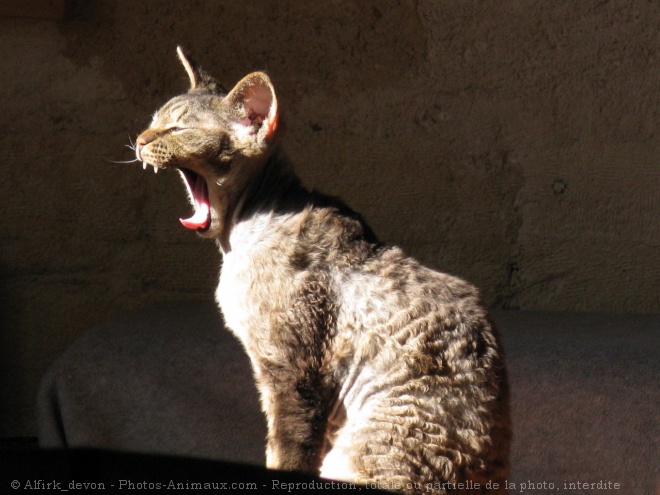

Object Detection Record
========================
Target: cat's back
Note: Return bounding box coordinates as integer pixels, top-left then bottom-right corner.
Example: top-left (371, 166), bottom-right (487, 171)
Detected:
top-left (332, 233), bottom-right (491, 342)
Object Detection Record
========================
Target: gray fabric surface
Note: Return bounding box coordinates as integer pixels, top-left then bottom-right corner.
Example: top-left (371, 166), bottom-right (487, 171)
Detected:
top-left (495, 311), bottom-right (658, 494)
top-left (38, 302), bottom-right (659, 494)
top-left (39, 301), bottom-right (265, 464)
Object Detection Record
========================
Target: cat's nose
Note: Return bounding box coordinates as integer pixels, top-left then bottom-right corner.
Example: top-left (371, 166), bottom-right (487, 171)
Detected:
top-left (136, 128), bottom-right (159, 147)
top-left (135, 133), bottom-right (149, 161)
top-left (135, 131), bottom-right (155, 161)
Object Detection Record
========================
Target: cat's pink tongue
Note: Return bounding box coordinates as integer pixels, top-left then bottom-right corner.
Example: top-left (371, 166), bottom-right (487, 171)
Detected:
top-left (179, 204), bottom-right (210, 230)
top-left (179, 176), bottom-right (210, 230)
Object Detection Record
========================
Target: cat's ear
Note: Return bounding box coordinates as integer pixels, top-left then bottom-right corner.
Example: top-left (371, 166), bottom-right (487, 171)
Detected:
top-left (224, 72), bottom-right (279, 145)
top-left (176, 46), bottom-right (226, 95)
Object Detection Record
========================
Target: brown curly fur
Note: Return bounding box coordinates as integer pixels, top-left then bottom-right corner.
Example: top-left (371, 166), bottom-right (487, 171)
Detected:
top-left (133, 47), bottom-right (511, 494)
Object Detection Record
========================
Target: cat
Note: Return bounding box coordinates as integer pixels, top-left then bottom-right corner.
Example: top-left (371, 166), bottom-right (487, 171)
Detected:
top-left (132, 47), bottom-right (510, 494)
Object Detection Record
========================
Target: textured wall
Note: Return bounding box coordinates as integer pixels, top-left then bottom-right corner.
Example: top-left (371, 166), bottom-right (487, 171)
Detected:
top-left (0, 1), bottom-right (658, 436)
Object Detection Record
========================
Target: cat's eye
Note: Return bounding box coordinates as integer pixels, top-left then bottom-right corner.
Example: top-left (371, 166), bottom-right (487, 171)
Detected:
top-left (166, 125), bottom-right (188, 134)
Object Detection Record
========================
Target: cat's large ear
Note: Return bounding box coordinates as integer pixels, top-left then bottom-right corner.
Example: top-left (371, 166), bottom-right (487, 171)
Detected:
top-left (176, 46), bottom-right (227, 95)
top-left (224, 72), bottom-right (279, 146)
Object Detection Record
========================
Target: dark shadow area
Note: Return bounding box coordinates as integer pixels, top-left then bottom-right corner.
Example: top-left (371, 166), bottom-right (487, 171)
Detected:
top-left (0, 448), bottom-right (394, 494)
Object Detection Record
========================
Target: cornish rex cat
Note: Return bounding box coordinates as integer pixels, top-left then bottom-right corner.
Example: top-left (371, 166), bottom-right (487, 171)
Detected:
top-left (132, 47), bottom-right (510, 494)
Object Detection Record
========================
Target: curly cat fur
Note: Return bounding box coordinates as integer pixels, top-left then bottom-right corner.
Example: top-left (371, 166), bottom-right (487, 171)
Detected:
top-left (133, 47), bottom-right (510, 494)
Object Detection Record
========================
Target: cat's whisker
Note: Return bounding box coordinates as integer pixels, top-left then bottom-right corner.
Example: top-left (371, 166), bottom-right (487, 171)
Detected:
top-left (104, 158), bottom-right (141, 164)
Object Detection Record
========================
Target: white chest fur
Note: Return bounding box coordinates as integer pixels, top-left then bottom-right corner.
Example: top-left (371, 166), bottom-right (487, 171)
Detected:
top-left (216, 212), bottom-right (298, 344)
top-left (216, 250), bottom-right (252, 343)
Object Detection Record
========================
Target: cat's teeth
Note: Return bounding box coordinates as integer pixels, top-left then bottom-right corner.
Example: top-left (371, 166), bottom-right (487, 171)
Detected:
top-left (154, 166), bottom-right (158, 174)
top-left (142, 163), bottom-right (147, 170)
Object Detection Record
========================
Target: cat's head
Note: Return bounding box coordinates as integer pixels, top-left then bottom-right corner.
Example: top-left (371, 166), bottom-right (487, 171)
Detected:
top-left (135, 46), bottom-right (280, 239)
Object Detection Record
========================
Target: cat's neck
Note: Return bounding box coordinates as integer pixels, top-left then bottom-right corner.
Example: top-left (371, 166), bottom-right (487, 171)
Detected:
top-left (217, 151), bottom-right (309, 254)
top-left (243, 152), bottom-right (308, 216)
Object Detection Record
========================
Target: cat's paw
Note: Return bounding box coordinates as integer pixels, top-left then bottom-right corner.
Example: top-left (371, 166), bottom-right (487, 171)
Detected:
top-left (319, 448), bottom-right (359, 483)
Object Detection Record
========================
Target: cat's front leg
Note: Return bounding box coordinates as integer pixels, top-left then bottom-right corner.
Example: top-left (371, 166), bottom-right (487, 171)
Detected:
top-left (253, 383), bottom-right (293, 468)
top-left (249, 275), bottom-right (338, 473)
top-left (259, 368), bottom-right (333, 473)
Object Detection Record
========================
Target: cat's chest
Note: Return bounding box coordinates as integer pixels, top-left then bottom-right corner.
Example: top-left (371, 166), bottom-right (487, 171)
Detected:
top-left (216, 250), bottom-right (253, 340)
top-left (215, 216), bottom-right (299, 342)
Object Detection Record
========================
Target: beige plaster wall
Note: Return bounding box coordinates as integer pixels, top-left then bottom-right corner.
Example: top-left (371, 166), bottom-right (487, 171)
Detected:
top-left (0, 1), bottom-right (657, 436)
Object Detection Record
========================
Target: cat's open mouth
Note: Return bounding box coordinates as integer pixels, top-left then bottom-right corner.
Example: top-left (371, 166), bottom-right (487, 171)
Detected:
top-left (178, 168), bottom-right (211, 231)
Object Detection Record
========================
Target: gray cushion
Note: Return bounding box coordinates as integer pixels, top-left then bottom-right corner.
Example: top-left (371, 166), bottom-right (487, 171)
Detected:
top-left (38, 302), bottom-right (659, 494)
